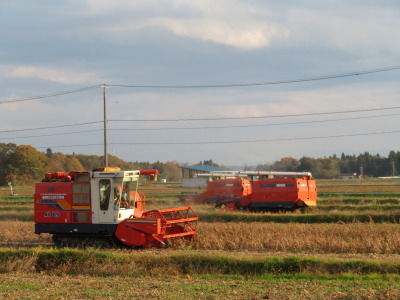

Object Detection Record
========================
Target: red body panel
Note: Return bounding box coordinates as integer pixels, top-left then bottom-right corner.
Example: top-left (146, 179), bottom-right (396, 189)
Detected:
top-left (195, 178), bottom-right (252, 204)
top-left (34, 179), bottom-right (92, 224)
top-left (238, 177), bottom-right (317, 209)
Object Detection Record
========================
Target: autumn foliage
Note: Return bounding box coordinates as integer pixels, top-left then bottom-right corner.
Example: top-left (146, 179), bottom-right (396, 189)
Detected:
top-left (0, 143), bottom-right (183, 185)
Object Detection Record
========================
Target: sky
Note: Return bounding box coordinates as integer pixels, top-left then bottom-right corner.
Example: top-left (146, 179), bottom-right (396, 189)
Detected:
top-left (1, 0), bottom-right (400, 167)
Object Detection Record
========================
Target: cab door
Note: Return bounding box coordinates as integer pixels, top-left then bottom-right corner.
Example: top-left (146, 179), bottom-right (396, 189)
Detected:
top-left (92, 178), bottom-right (117, 224)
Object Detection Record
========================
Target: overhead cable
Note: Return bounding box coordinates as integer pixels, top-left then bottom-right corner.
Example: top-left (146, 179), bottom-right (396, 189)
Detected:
top-left (107, 113), bottom-right (400, 131)
top-left (35, 129), bottom-right (400, 149)
top-left (0, 129), bottom-right (103, 140)
top-left (108, 65), bottom-right (400, 89)
top-left (109, 105), bottom-right (400, 122)
top-left (0, 85), bottom-right (101, 105)
top-left (0, 121), bottom-right (103, 133)
top-left (3, 113), bottom-right (400, 140)
top-left (2, 107), bottom-right (400, 135)
top-left (1, 65), bottom-right (400, 104)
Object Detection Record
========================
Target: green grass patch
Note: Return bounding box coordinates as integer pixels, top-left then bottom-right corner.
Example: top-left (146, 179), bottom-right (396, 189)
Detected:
top-left (0, 249), bottom-right (399, 276)
top-left (197, 210), bottom-right (400, 223)
top-left (311, 205), bottom-right (400, 212)
top-left (1, 208), bottom-right (399, 223)
top-left (0, 195), bottom-right (33, 205)
top-left (1, 272), bottom-right (399, 299)
top-left (318, 198), bottom-right (400, 205)
top-left (0, 206), bottom-right (33, 211)
top-left (0, 212), bottom-right (33, 221)
top-left (319, 192), bottom-right (400, 197)
top-left (0, 282), bottom-right (43, 292)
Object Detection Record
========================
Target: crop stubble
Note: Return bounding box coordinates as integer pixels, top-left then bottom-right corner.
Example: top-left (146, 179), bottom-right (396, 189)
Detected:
top-left (1, 221), bottom-right (399, 255)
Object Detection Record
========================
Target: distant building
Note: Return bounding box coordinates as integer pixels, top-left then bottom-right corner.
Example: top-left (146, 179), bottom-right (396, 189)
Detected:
top-left (180, 166), bottom-right (233, 188)
top-left (338, 173), bottom-right (358, 179)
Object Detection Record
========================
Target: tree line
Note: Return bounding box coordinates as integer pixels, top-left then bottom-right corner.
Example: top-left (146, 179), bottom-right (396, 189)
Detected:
top-left (1, 142), bottom-right (400, 185)
top-left (0, 143), bottom-right (181, 185)
top-left (255, 151), bottom-right (400, 179)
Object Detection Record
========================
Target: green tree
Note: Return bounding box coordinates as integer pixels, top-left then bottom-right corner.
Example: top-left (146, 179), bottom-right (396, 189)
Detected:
top-left (163, 161), bottom-right (181, 181)
top-left (46, 148), bottom-right (53, 158)
top-left (272, 157), bottom-right (299, 171)
top-left (298, 157), bottom-right (315, 172)
top-left (0, 143), bottom-right (17, 184)
top-left (197, 159), bottom-right (219, 167)
top-left (10, 145), bottom-right (46, 181)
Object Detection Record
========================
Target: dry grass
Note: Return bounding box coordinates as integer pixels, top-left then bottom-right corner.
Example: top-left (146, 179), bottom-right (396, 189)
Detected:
top-left (2, 221), bottom-right (399, 255)
top-left (0, 221), bottom-right (51, 245)
top-left (189, 222), bottom-right (400, 254)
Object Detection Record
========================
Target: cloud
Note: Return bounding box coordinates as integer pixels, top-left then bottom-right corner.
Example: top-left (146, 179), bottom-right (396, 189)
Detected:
top-left (10, 66), bottom-right (100, 84)
top-left (97, 0), bottom-right (288, 49)
top-left (149, 18), bottom-right (287, 49)
top-left (105, 18), bottom-right (288, 49)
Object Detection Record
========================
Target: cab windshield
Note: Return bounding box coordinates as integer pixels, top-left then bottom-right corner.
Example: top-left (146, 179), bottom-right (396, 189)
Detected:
top-left (113, 177), bottom-right (139, 209)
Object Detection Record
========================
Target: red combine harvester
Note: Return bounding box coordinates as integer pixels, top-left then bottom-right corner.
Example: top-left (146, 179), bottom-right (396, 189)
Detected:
top-left (182, 173), bottom-right (252, 205)
top-left (184, 171), bottom-right (317, 211)
top-left (180, 173), bottom-right (251, 206)
top-left (233, 171), bottom-right (317, 211)
top-left (34, 168), bottom-right (198, 248)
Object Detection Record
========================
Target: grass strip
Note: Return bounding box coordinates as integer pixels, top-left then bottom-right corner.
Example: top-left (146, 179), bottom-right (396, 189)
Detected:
top-left (0, 273), bottom-right (399, 299)
top-left (197, 211), bottom-right (400, 223)
top-left (0, 207), bottom-right (33, 211)
top-left (318, 199), bottom-right (400, 205)
top-left (1, 210), bottom-right (399, 223)
top-left (0, 212), bottom-right (33, 221)
top-left (319, 192), bottom-right (400, 197)
top-left (311, 205), bottom-right (400, 212)
top-left (0, 249), bottom-right (399, 276)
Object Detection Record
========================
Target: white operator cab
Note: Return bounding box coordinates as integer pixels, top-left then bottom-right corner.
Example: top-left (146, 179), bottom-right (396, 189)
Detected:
top-left (91, 170), bottom-right (141, 224)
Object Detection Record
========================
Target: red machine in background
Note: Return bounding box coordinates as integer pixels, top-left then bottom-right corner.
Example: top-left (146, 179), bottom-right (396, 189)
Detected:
top-left (183, 171), bottom-right (317, 211)
top-left (35, 168), bottom-right (198, 248)
top-left (232, 171), bottom-right (316, 211)
top-left (181, 173), bottom-right (252, 205)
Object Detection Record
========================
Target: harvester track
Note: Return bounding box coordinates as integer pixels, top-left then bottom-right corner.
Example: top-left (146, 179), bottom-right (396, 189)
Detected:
top-left (0, 242), bottom-right (52, 249)
top-left (52, 235), bottom-right (125, 249)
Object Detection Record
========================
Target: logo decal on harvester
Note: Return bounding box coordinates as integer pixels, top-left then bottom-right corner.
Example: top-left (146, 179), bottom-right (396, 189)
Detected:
top-left (42, 195), bottom-right (65, 200)
top-left (260, 183), bottom-right (295, 187)
top-left (44, 212), bottom-right (60, 217)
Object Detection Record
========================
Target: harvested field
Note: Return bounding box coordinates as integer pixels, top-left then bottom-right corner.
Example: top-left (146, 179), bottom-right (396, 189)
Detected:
top-left (1, 221), bottom-right (399, 255)
top-left (1, 273), bottom-right (399, 299)
top-left (0, 178), bottom-right (400, 298)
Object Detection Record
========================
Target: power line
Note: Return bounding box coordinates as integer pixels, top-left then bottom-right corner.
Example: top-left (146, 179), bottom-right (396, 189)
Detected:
top-left (108, 65), bottom-right (400, 89)
top-left (36, 129), bottom-right (400, 148)
top-left (110, 130), bottom-right (400, 144)
top-left (0, 129), bottom-right (103, 140)
top-left (2, 107), bottom-right (400, 135)
top-left (0, 85), bottom-right (101, 105)
top-left (107, 113), bottom-right (400, 131)
top-left (109, 105), bottom-right (400, 122)
top-left (37, 143), bottom-right (104, 149)
top-left (1, 65), bottom-right (400, 104)
top-left (0, 121), bottom-right (102, 133)
top-left (3, 112), bottom-right (399, 140)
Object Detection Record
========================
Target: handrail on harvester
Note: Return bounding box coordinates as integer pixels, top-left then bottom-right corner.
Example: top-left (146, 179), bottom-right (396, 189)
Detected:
top-left (196, 173), bottom-right (247, 178)
top-left (195, 171), bottom-right (313, 178)
top-left (141, 206), bottom-right (198, 239)
top-left (239, 171), bottom-right (313, 177)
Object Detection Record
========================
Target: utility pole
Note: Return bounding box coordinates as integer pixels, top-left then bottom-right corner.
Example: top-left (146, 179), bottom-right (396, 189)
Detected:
top-left (102, 84), bottom-right (108, 167)
top-left (392, 160), bottom-right (395, 177)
